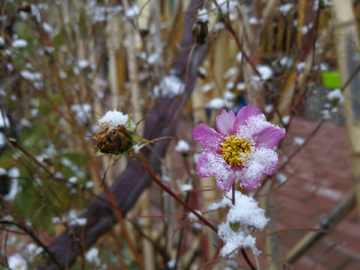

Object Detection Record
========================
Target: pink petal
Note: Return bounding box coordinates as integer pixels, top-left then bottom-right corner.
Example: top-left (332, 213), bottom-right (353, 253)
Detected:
top-left (215, 174), bottom-right (237, 192)
top-left (193, 124), bottom-right (222, 150)
top-left (196, 152), bottom-right (217, 178)
top-left (241, 178), bottom-right (262, 189)
top-left (254, 126), bottom-right (285, 149)
top-left (216, 109), bottom-right (236, 135)
top-left (233, 105), bottom-right (262, 132)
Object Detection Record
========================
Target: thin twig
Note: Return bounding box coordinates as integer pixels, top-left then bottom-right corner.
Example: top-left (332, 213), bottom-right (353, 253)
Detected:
top-left (0, 221), bottom-right (64, 270)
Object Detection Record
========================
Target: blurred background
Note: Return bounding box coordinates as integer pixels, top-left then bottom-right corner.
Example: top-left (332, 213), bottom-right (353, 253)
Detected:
top-left (0, 0), bottom-right (360, 269)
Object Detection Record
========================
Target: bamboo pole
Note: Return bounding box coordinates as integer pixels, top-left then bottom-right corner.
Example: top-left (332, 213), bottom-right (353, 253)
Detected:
top-left (140, 190), bottom-right (156, 270)
top-left (122, 0), bottom-right (143, 135)
top-left (276, 17), bottom-right (285, 53)
top-left (90, 28), bottom-right (112, 194)
top-left (296, 0), bottom-right (307, 49)
top-left (213, 30), bottom-right (229, 97)
top-left (271, 54), bottom-right (312, 125)
top-left (74, 0), bottom-right (87, 99)
top-left (267, 23), bottom-right (275, 57)
top-left (260, 0), bottom-right (279, 35)
top-left (259, 182), bottom-right (282, 270)
top-left (106, 14), bottom-right (122, 110)
top-left (191, 79), bottom-right (207, 124)
top-left (332, 0), bottom-right (360, 223)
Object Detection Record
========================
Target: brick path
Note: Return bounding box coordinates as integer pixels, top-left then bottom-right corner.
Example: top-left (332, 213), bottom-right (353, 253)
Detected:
top-left (269, 117), bottom-right (360, 270)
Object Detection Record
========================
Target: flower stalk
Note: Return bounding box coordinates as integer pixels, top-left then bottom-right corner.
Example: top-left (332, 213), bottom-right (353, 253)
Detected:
top-left (137, 152), bottom-right (256, 270)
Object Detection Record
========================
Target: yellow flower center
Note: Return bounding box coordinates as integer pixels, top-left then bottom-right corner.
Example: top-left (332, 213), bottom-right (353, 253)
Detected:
top-left (220, 135), bottom-right (251, 167)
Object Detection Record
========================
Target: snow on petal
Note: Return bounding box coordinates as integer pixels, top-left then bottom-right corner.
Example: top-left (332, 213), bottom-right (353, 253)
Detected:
top-left (240, 148), bottom-right (279, 188)
top-left (196, 152), bottom-right (218, 178)
top-left (194, 105), bottom-right (283, 191)
top-left (253, 125), bottom-right (285, 149)
top-left (215, 172), bottom-right (237, 192)
top-left (216, 109), bottom-right (236, 135)
top-left (233, 105), bottom-right (261, 131)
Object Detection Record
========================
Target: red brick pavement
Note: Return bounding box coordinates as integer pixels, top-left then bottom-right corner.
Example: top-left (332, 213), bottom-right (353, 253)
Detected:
top-left (270, 117), bottom-right (360, 270)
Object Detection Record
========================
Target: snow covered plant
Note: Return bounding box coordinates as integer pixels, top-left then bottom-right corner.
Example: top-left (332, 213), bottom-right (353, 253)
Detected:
top-left (193, 105), bottom-right (285, 191)
top-left (91, 110), bottom-right (165, 169)
top-left (92, 110), bottom-right (141, 165)
top-left (208, 191), bottom-right (268, 256)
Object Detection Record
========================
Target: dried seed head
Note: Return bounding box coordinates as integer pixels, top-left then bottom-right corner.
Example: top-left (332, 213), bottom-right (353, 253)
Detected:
top-left (92, 110), bottom-right (140, 161)
top-left (95, 123), bottom-right (133, 155)
top-left (192, 20), bottom-right (208, 45)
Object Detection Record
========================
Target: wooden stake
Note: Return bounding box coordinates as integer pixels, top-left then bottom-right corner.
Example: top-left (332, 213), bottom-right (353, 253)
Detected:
top-left (332, 0), bottom-right (360, 223)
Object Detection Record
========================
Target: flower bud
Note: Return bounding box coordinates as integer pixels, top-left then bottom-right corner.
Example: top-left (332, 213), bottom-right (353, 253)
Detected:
top-left (229, 221), bottom-right (240, 231)
top-left (192, 20), bottom-right (208, 45)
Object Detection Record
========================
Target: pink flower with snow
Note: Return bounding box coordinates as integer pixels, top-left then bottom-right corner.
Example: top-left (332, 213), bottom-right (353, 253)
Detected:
top-left (193, 105), bottom-right (285, 191)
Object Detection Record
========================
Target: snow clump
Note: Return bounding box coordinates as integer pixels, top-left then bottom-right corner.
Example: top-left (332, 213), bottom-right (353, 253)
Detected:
top-left (12, 39), bottom-right (27, 48)
top-left (327, 89), bottom-right (344, 104)
top-left (211, 0), bottom-right (237, 14)
top-left (210, 191), bottom-right (268, 256)
top-left (86, 247), bottom-right (101, 266)
top-left (197, 8), bottom-right (209, 22)
top-left (188, 210), bottom-right (202, 222)
top-left (175, 140), bottom-right (191, 152)
top-left (98, 110), bottom-right (136, 131)
top-left (153, 75), bottom-right (184, 98)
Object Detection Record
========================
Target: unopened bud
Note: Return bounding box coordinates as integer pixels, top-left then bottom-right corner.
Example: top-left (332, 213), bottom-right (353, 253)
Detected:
top-left (229, 221), bottom-right (240, 231)
top-left (192, 20), bottom-right (208, 45)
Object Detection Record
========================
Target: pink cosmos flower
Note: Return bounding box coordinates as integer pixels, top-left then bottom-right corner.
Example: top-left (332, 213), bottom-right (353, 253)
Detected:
top-left (193, 105), bottom-right (285, 191)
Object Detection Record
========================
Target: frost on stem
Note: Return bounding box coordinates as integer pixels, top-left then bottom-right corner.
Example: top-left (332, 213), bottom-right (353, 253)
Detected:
top-left (209, 191), bottom-right (268, 256)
